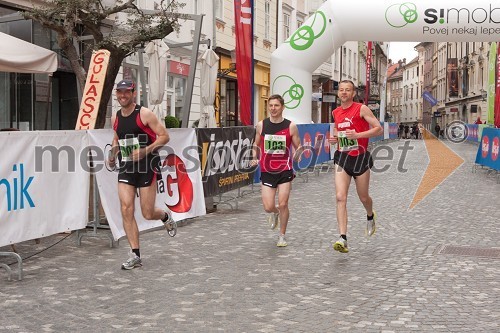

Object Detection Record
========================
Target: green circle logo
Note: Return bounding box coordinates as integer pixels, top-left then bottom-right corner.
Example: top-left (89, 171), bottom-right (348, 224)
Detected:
top-left (385, 2), bottom-right (418, 28)
top-left (272, 75), bottom-right (304, 109)
top-left (287, 11), bottom-right (327, 51)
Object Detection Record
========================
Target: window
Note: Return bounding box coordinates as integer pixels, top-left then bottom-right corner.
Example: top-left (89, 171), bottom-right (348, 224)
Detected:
top-left (342, 47), bottom-right (346, 75)
top-left (265, 1), bottom-right (270, 40)
top-left (283, 13), bottom-right (290, 40)
top-left (297, 19), bottom-right (303, 28)
top-left (348, 50), bottom-right (352, 78)
top-left (215, 0), bottom-right (223, 20)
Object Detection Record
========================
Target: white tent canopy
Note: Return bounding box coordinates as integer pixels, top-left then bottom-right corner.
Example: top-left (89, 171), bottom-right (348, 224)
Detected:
top-left (0, 32), bottom-right (57, 73)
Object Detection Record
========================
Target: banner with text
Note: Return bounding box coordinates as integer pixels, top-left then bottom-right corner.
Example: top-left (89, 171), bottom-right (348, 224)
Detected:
top-left (75, 50), bottom-right (110, 130)
top-left (88, 129), bottom-right (206, 240)
top-left (197, 127), bottom-right (255, 197)
top-left (0, 131), bottom-right (89, 247)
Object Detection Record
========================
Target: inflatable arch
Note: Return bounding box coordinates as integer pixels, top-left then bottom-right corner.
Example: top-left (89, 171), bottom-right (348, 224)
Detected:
top-left (271, 0), bottom-right (500, 124)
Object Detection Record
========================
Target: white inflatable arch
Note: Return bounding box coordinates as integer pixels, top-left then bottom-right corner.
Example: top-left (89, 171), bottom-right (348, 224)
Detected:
top-left (271, 0), bottom-right (500, 124)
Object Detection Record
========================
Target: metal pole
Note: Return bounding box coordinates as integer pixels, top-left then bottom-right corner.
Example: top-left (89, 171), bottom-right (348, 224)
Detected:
top-left (181, 14), bottom-right (204, 128)
top-left (138, 48), bottom-right (148, 107)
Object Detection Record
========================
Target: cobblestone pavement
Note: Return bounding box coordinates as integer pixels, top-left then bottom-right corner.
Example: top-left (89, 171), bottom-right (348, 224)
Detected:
top-left (1, 139), bottom-right (499, 332)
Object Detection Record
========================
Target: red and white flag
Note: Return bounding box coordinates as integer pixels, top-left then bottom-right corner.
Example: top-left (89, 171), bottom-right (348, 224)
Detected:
top-left (364, 41), bottom-right (372, 105)
top-left (495, 42), bottom-right (500, 128)
top-left (234, 0), bottom-right (254, 125)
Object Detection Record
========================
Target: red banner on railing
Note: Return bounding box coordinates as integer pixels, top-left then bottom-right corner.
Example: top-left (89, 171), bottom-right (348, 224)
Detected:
top-left (234, 0), bottom-right (253, 125)
top-left (495, 42), bottom-right (500, 128)
top-left (364, 41), bottom-right (372, 106)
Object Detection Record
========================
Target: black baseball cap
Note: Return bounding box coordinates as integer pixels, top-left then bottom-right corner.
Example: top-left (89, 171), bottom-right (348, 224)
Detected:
top-left (115, 79), bottom-right (135, 90)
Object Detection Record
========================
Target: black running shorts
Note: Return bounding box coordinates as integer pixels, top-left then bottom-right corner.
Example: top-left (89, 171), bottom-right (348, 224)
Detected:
top-left (333, 150), bottom-right (373, 177)
top-left (117, 154), bottom-right (162, 188)
top-left (260, 169), bottom-right (295, 188)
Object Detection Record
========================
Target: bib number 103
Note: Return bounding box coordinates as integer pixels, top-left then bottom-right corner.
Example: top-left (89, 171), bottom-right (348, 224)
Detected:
top-left (264, 134), bottom-right (286, 154)
top-left (337, 131), bottom-right (358, 152)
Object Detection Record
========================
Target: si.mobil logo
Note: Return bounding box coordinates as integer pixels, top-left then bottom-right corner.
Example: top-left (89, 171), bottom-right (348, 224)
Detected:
top-left (481, 135), bottom-right (490, 158)
top-left (492, 137), bottom-right (499, 161)
top-left (385, 2), bottom-right (418, 28)
top-left (302, 133), bottom-right (312, 158)
top-left (386, 3), bottom-right (500, 28)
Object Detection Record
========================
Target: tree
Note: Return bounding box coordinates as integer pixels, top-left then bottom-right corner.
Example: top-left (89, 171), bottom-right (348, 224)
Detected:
top-left (23, 0), bottom-right (185, 128)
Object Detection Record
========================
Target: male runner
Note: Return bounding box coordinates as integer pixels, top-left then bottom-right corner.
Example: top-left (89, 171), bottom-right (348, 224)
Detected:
top-left (251, 94), bottom-right (302, 247)
top-left (329, 80), bottom-right (383, 253)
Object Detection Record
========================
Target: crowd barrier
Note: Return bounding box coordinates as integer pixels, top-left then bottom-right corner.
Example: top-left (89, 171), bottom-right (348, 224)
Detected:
top-left (473, 127), bottom-right (500, 183)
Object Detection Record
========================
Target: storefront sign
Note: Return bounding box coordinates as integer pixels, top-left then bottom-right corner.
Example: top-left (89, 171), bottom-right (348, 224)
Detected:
top-left (169, 60), bottom-right (189, 76)
top-left (75, 50), bottom-right (110, 130)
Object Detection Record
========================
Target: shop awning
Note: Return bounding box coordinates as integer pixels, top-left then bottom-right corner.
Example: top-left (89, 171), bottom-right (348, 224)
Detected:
top-left (0, 32), bottom-right (57, 73)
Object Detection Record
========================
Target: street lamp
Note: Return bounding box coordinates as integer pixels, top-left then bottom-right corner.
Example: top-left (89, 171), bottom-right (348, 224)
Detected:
top-left (479, 88), bottom-right (487, 101)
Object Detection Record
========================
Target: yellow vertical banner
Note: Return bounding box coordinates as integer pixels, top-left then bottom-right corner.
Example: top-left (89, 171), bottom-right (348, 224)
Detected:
top-left (75, 50), bottom-right (110, 130)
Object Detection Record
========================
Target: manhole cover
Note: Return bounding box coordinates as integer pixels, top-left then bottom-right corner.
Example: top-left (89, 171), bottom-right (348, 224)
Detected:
top-left (437, 245), bottom-right (500, 258)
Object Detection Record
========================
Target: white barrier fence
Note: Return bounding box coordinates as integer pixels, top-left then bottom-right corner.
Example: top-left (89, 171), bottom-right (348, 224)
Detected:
top-left (0, 131), bottom-right (90, 247)
top-left (0, 129), bottom-right (206, 246)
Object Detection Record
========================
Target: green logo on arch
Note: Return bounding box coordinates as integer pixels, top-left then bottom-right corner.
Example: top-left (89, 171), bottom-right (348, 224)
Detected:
top-left (385, 3), bottom-right (418, 28)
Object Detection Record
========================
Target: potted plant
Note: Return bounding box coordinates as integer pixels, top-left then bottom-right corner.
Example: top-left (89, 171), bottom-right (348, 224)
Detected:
top-left (164, 115), bottom-right (180, 128)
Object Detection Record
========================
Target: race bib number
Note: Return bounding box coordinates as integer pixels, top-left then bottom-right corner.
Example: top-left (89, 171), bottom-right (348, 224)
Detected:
top-left (118, 137), bottom-right (140, 162)
top-left (264, 134), bottom-right (286, 154)
top-left (337, 131), bottom-right (359, 152)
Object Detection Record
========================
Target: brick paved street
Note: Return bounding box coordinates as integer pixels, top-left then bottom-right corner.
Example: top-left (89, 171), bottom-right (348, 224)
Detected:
top-left (1, 139), bottom-right (499, 332)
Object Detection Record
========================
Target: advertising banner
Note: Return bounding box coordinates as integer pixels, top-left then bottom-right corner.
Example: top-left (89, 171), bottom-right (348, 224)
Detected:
top-left (466, 124), bottom-right (479, 142)
top-left (487, 41), bottom-right (497, 125)
top-left (88, 129), bottom-right (206, 240)
top-left (365, 41), bottom-right (372, 105)
top-left (234, 0), bottom-right (253, 125)
top-left (422, 91), bottom-right (438, 106)
top-left (447, 58), bottom-right (458, 97)
top-left (475, 127), bottom-right (500, 170)
top-left (495, 42), bottom-right (500, 128)
top-left (296, 124), bottom-right (331, 170)
top-left (388, 122), bottom-right (399, 139)
top-left (75, 50), bottom-right (110, 130)
top-left (197, 127), bottom-right (255, 197)
top-left (0, 131), bottom-right (89, 247)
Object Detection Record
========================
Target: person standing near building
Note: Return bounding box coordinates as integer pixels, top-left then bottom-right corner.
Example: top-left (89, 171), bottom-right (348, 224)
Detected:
top-left (328, 80), bottom-right (383, 253)
top-left (251, 94), bottom-right (302, 247)
top-left (435, 124), bottom-right (441, 139)
top-left (108, 79), bottom-right (173, 270)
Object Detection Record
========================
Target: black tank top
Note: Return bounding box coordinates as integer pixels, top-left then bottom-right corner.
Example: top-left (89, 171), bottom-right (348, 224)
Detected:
top-left (113, 104), bottom-right (157, 165)
top-left (259, 118), bottom-right (293, 172)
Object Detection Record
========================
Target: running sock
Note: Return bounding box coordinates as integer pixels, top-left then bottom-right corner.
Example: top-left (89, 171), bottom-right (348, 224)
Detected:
top-left (340, 234), bottom-right (347, 241)
top-left (367, 213), bottom-right (374, 220)
top-left (132, 249), bottom-right (140, 258)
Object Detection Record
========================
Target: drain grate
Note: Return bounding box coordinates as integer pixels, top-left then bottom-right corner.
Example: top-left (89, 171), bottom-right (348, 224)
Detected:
top-left (437, 245), bottom-right (500, 258)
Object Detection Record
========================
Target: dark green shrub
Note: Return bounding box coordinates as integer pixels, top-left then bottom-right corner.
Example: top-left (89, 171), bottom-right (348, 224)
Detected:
top-left (164, 115), bottom-right (180, 128)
